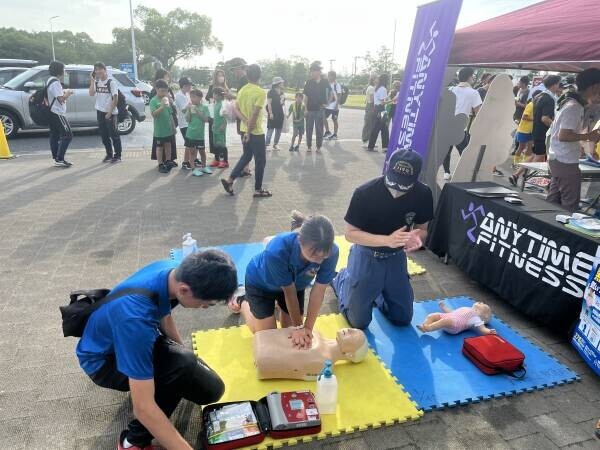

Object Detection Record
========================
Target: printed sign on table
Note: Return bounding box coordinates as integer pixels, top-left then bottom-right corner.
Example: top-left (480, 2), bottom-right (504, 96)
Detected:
top-left (572, 246), bottom-right (600, 376)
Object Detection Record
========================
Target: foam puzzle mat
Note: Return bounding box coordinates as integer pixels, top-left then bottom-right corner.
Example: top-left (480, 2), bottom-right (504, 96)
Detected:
top-left (191, 314), bottom-right (422, 449)
top-left (171, 237), bottom-right (426, 286)
top-left (366, 296), bottom-right (579, 412)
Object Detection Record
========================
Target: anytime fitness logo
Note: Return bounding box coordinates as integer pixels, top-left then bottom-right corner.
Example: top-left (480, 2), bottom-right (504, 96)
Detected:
top-left (462, 204), bottom-right (596, 299)
top-left (396, 21), bottom-right (439, 150)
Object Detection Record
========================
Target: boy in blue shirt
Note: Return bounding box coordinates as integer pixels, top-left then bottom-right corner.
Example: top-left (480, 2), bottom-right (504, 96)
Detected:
top-left (237, 212), bottom-right (339, 349)
top-left (76, 250), bottom-right (237, 450)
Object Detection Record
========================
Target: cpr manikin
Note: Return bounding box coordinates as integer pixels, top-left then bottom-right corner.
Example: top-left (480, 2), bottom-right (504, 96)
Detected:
top-left (253, 328), bottom-right (368, 380)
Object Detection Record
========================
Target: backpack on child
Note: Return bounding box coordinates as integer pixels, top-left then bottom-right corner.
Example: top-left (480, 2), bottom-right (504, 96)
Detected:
top-left (97, 79), bottom-right (129, 122)
top-left (29, 78), bottom-right (60, 126)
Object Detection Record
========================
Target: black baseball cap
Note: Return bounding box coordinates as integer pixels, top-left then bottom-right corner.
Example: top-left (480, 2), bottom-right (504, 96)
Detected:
top-left (385, 149), bottom-right (422, 192)
top-left (309, 61), bottom-right (323, 72)
top-left (228, 57), bottom-right (247, 70)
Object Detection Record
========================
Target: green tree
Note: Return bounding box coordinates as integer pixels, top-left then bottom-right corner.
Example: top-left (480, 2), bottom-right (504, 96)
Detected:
top-left (364, 46), bottom-right (399, 76)
top-left (112, 6), bottom-right (222, 70)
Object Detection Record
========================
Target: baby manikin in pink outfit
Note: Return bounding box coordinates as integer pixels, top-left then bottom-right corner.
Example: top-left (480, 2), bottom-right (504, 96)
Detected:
top-left (417, 301), bottom-right (496, 335)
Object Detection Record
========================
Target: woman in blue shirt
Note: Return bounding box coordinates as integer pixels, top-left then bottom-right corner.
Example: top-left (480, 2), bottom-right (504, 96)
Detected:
top-left (240, 211), bottom-right (339, 349)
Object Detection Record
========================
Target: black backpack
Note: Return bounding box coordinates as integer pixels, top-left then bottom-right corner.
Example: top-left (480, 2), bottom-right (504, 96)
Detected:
top-left (59, 287), bottom-right (158, 337)
top-left (338, 84), bottom-right (350, 105)
top-left (29, 78), bottom-right (60, 126)
top-left (99, 79), bottom-right (129, 122)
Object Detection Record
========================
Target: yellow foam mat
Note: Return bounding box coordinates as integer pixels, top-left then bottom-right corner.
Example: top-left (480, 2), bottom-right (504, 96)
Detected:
top-left (333, 235), bottom-right (426, 275)
top-left (192, 314), bottom-right (422, 449)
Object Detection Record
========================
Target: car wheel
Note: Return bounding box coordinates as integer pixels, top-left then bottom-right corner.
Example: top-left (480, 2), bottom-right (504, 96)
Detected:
top-left (117, 113), bottom-right (136, 135)
top-left (0, 110), bottom-right (19, 138)
top-left (142, 92), bottom-right (150, 105)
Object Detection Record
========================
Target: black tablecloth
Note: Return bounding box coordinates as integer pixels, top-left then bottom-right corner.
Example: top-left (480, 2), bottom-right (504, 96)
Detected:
top-left (427, 182), bottom-right (599, 333)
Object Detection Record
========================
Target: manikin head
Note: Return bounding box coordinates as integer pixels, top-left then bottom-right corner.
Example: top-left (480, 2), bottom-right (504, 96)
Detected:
top-left (336, 328), bottom-right (368, 363)
top-left (472, 302), bottom-right (492, 323)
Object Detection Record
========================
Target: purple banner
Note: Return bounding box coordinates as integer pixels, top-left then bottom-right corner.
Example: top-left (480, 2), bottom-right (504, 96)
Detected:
top-left (385, 0), bottom-right (463, 172)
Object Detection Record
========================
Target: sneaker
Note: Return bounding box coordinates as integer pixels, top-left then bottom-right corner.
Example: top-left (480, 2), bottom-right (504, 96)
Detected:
top-left (492, 168), bottom-right (504, 177)
top-left (289, 145), bottom-right (295, 152)
top-left (273, 144), bottom-right (280, 151)
top-left (111, 157), bottom-right (122, 163)
top-left (307, 147), bottom-right (312, 153)
top-left (166, 160), bottom-right (177, 168)
top-left (508, 175), bottom-right (518, 186)
top-left (210, 159), bottom-right (220, 167)
top-left (294, 145), bottom-right (300, 152)
top-left (102, 155), bottom-right (112, 163)
top-left (330, 133), bottom-right (338, 140)
top-left (443, 172), bottom-right (452, 181)
top-left (202, 166), bottom-right (213, 174)
top-left (192, 168), bottom-right (204, 176)
top-left (218, 161), bottom-right (229, 168)
top-left (181, 162), bottom-right (192, 170)
top-left (53, 159), bottom-right (63, 167)
top-left (56, 160), bottom-right (72, 167)
top-left (323, 131), bottom-right (332, 138)
top-left (362, 141), bottom-right (368, 149)
top-left (194, 159), bottom-right (203, 167)
top-left (118, 430), bottom-right (157, 450)
top-left (158, 163), bottom-right (169, 173)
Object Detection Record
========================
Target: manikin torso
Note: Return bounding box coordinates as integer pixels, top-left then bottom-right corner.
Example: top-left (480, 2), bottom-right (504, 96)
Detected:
top-left (253, 328), bottom-right (368, 380)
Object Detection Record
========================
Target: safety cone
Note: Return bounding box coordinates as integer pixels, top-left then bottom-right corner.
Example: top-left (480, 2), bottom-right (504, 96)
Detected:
top-left (0, 121), bottom-right (16, 159)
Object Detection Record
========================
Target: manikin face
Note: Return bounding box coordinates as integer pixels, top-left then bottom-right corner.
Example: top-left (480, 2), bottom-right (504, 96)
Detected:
top-left (337, 328), bottom-right (368, 362)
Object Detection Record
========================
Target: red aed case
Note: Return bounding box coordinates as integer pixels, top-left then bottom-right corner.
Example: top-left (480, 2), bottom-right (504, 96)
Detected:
top-left (202, 391), bottom-right (321, 450)
top-left (462, 334), bottom-right (526, 378)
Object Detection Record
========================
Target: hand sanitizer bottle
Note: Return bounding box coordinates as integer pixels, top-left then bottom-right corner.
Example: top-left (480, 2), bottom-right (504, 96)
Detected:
top-left (182, 233), bottom-right (197, 258)
top-left (316, 360), bottom-right (337, 414)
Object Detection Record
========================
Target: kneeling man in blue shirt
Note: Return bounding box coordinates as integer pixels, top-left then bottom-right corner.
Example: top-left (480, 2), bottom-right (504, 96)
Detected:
top-left (76, 250), bottom-right (237, 450)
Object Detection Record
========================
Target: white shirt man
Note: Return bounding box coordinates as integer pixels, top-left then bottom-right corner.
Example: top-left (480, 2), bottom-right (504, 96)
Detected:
top-left (450, 82), bottom-right (482, 126)
top-left (94, 77), bottom-right (118, 115)
top-left (47, 77), bottom-right (67, 116)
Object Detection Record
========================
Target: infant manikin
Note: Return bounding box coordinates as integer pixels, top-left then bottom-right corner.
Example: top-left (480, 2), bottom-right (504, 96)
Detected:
top-left (253, 327), bottom-right (368, 380)
top-left (417, 301), bottom-right (496, 335)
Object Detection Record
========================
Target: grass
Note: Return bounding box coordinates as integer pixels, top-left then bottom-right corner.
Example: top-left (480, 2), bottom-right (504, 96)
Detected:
top-left (343, 94), bottom-right (366, 108)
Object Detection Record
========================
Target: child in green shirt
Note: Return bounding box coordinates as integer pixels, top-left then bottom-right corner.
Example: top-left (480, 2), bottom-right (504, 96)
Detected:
top-left (287, 92), bottom-right (305, 152)
top-left (185, 89), bottom-right (212, 177)
top-left (212, 88), bottom-right (228, 168)
top-left (149, 79), bottom-right (176, 173)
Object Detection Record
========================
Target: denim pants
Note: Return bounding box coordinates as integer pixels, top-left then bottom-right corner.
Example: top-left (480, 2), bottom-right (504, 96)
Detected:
top-left (332, 244), bottom-right (414, 329)
top-left (89, 336), bottom-right (224, 447)
top-left (265, 127), bottom-right (282, 146)
top-left (305, 109), bottom-right (324, 149)
top-left (231, 133), bottom-right (267, 191)
top-left (48, 112), bottom-right (72, 161)
top-left (97, 110), bottom-right (122, 158)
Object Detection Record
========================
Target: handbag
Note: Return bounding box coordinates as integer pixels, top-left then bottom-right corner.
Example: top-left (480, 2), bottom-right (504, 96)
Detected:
top-left (462, 334), bottom-right (526, 378)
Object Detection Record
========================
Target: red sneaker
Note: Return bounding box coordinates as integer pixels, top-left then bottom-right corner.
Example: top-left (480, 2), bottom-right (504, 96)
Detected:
top-left (210, 159), bottom-right (220, 167)
top-left (218, 161), bottom-right (229, 168)
top-left (117, 431), bottom-right (158, 450)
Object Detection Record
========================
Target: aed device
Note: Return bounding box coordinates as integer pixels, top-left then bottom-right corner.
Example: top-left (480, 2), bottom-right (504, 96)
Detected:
top-left (202, 391), bottom-right (321, 450)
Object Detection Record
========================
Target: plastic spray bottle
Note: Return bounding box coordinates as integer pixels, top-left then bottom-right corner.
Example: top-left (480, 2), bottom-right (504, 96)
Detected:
top-left (182, 233), bottom-right (197, 258)
top-left (316, 360), bottom-right (338, 414)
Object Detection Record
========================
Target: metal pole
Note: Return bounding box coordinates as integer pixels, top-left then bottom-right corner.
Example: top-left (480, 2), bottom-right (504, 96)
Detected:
top-left (329, 59), bottom-right (335, 72)
top-left (49, 16), bottom-right (59, 61)
top-left (391, 19), bottom-right (397, 86)
top-left (129, 0), bottom-right (139, 80)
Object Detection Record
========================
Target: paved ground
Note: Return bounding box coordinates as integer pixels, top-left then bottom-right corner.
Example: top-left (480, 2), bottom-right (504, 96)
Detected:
top-left (1, 109), bottom-right (598, 449)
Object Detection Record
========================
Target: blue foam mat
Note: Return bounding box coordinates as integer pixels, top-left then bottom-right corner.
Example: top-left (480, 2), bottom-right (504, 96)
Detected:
top-left (171, 242), bottom-right (265, 286)
top-left (367, 296), bottom-right (579, 411)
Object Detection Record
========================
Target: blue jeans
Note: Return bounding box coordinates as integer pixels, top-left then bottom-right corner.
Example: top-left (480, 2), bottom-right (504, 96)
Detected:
top-left (332, 244), bottom-right (414, 329)
top-left (265, 127), bottom-right (282, 146)
top-left (48, 112), bottom-right (72, 161)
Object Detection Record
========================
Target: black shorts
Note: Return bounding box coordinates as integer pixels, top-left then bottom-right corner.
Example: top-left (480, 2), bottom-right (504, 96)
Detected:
top-left (180, 127), bottom-right (187, 139)
top-left (325, 109), bottom-right (339, 119)
top-left (155, 135), bottom-right (175, 146)
top-left (245, 285), bottom-right (305, 320)
top-left (532, 139), bottom-right (547, 156)
top-left (185, 138), bottom-right (205, 150)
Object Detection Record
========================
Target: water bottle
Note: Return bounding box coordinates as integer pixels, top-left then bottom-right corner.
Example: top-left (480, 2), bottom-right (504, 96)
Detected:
top-left (316, 360), bottom-right (337, 414)
top-left (182, 233), bottom-right (197, 258)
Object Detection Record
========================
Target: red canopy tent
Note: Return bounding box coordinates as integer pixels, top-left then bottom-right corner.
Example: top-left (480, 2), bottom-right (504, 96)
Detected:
top-left (448, 0), bottom-right (600, 72)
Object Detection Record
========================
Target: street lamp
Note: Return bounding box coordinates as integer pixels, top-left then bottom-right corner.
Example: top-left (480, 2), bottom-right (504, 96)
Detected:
top-left (128, 0), bottom-right (139, 80)
top-left (49, 16), bottom-right (59, 61)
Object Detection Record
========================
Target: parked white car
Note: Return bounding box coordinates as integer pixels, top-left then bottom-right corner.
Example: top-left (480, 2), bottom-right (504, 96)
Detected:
top-left (0, 64), bottom-right (146, 138)
top-left (134, 79), bottom-right (153, 105)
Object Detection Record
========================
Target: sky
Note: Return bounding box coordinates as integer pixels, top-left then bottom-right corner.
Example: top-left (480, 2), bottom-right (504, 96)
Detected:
top-left (11, 0), bottom-right (541, 73)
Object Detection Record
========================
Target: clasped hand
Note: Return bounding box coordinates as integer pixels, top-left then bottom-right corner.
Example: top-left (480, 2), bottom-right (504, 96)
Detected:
top-left (386, 226), bottom-right (423, 252)
top-left (289, 327), bottom-right (313, 349)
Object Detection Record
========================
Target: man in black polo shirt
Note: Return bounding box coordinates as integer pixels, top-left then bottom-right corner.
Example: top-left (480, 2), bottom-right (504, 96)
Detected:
top-left (332, 149), bottom-right (433, 329)
top-left (303, 61), bottom-right (329, 153)
top-left (531, 75), bottom-right (562, 159)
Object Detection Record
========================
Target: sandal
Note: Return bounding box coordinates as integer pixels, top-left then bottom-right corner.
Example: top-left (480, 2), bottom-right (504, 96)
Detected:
top-left (220, 178), bottom-right (234, 196)
top-left (253, 189), bottom-right (272, 198)
top-left (240, 170), bottom-right (252, 177)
